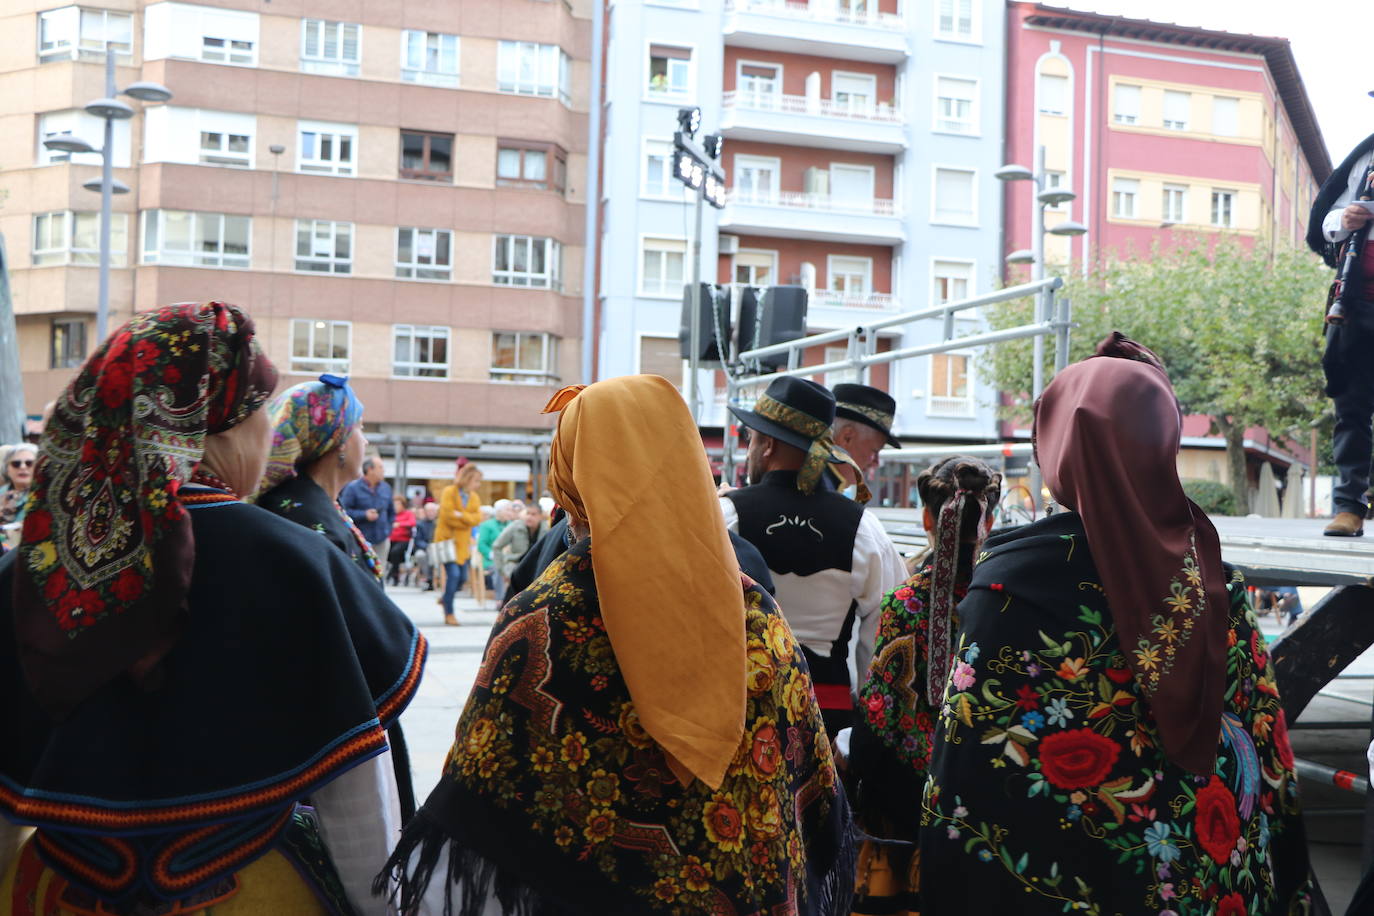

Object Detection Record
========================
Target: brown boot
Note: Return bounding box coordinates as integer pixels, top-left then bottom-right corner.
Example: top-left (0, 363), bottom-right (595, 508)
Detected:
top-left (1324, 512), bottom-right (1365, 537)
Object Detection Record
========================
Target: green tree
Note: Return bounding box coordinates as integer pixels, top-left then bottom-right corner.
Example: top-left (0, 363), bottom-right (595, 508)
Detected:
top-left (980, 238), bottom-right (1330, 511)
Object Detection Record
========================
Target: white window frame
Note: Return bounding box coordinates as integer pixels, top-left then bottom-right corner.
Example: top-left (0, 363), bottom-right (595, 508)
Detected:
top-left (497, 41), bottom-right (570, 104)
top-left (1163, 90), bottom-right (1190, 131)
top-left (401, 29), bottom-right (459, 87)
top-left (395, 227), bottom-right (453, 281)
top-left (290, 318), bottom-right (352, 374)
top-left (928, 351), bottom-right (975, 417)
top-left (33, 211), bottom-right (125, 267)
top-left (392, 324), bottom-right (450, 379)
top-left (823, 345), bottom-right (861, 387)
top-left (1113, 83), bottom-right (1141, 125)
top-left (490, 331), bottom-right (560, 384)
top-left (933, 74), bottom-right (978, 135)
top-left (732, 248), bottom-right (777, 288)
top-left (931, 257), bottom-right (974, 306)
top-left (734, 154), bottom-right (781, 204)
top-left (639, 236), bottom-right (687, 299)
top-left (1162, 184), bottom-right (1187, 223)
top-left (934, 0), bottom-right (979, 43)
top-left (39, 7), bottom-right (133, 61)
top-left (200, 35), bottom-right (254, 65)
top-left (826, 255), bottom-right (873, 302)
top-left (646, 42), bottom-right (695, 101)
top-left (832, 71), bottom-right (877, 117)
top-left (294, 219), bottom-right (353, 274)
top-left (736, 59), bottom-right (782, 109)
top-left (301, 19), bottom-right (361, 77)
top-left (1211, 189), bottom-right (1235, 228)
top-left (1111, 177), bottom-right (1139, 219)
top-left (297, 120), bottom-right (356, 176)
top-left (492, 235), bottom-right (561, 289)
top-left (1038, 73), bottom-right (1068, 116)
top-left (38, 109), bottom-right (131, 167)
top-left (1212, 96), bottom-right (1239, 138)
top-left (641, 138), bottom-right (689, 200)
top-left (140, 209), bottom-right (251, 268)
top-left (198, 124), bottom-right (251, 167)
top-left (931, 165), bottom-right (978, 227)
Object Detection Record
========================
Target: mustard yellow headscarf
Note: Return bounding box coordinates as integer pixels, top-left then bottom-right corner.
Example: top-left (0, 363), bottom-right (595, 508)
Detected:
top-left (542, 376), bottom-right (746, 789)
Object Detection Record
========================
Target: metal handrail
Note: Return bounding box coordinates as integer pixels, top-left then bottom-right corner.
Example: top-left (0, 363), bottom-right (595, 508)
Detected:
top-left (724, 0), bottom-right (906, 30)
top-left (721, 90), bottom-right (903, 123)
top-left (725, 189), bottom-right (899, 216)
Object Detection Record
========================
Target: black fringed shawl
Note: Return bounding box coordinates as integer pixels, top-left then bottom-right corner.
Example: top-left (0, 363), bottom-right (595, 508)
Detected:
top-left (378, 538), bottom-right (855, 916)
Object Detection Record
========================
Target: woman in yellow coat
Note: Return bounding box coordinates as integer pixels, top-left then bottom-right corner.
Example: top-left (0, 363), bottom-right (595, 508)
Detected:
top-left (435, 462), bottom-right (482, 625)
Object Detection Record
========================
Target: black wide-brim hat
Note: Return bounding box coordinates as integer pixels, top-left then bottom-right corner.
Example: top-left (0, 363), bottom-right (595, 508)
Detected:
top-left (730, 376), bottom-right (836, 453)
top-left (832, 383), bottom-right (901, 448)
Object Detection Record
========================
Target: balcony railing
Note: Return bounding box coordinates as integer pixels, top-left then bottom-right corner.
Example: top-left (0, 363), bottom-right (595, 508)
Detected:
top-left (725, 188), bottom-right (898, 216)
top-left (722, 91), bottom-right (902, 123)
top-left (724, 0), bottom-right (905, 30)
top-left (726, 284), bottom-right (897, 311)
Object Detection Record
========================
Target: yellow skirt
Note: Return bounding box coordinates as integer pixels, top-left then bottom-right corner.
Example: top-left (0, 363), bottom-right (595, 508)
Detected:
top-left (852, 838), bottom-right (920, 916)
top-left (0, 834), bottom-right (326, 916)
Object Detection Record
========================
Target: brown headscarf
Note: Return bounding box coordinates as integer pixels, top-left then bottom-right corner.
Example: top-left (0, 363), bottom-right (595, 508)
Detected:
top-left (1033, 333), bottom-right (1229, 774)
top-left (542, 376), bottom-right (747, 789)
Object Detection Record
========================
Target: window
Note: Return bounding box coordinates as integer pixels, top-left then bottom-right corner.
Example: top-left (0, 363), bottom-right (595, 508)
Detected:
top-left (142, 3), bottom-right (258, 65)
top-left (932, 260), bottom-right (972, 305)
top-left (831, 163), bottom-right (875, 207)
top-left (1211, 189), bottom-right (1235, 228)
top-left (1162, 184), bottom-right (1187, 223)
top-left (1113, 83), bottom-right (1140, 125)
top-left (638, 336), bottom-right (683, 390)
top-left (933, 167), bottom-right (975, 224)
top-left (738, 63), bottom-right (780, 108)
top-left (302, 19), bottom-right (360, 76)
top-left (402, 30), bottom-right (459, 87)
top-left (51, 319), bottom-right (87, 369)
top-left (38, 110), bottom-right (131, 167)
top-left (290, 319), bottom-right (351, 373)
top-left (1213, 96), bottom-right (1239, 137)
top-left (395, 228), bottom-right (452, 280)
top-left (491, 331), bottom-right (558, 383)
top-left (1112, 177), bottom-right (1139, 219)
top-left (38, 7), bottom-right (131, 61)
top-left (735, 155), bottom-right (779, 203)
top-left (393, 325), bottom-right (450, 378)
top-left (1043, 170), bottom-right (1067, 211)
top-left (642, 139), bottom-right (677, 198)
top-left (141, 210), bottom-right (250, 268)
top-left (640, 238), bottom-right (686, 297)
top-left (497, 141), bottom-right (566, 192)
top-left (833, 72), bottom-right (876, 116)
top-left (497, 41), bottom-right (570, 103)
top-left (299, 121), bottom-right (356, 175)
top-left (733, 249), bottom-right (776, 287)
top-left (823, 345), bottom-right (860, 387)
top-left (399, 130), bottom-right (452, 181)
top-left (1038, 73), bottom-right (1068, 116)
top-left (295, 220), bottom-right (352, 274)
top-left (648, 44), bottom-right (692, 98)
top-left (1163, 91), bottom-right (1189, 131)
top-left (200, 129), bottom-right (250, 166)
top-left (828, 256), bottom-right (871, 300)
top-left (929, 353), bottom-right (972, 416)
top-left (937, 0), bottom-right (974, 38)
top-left (935, 77), bottom-right (976, 133)
top-left (33, 211), bottom-right (129, 266)
top-left (202, 35), bottom-right (253, 64)
top-left (493, 235), bottom-right (560, 288)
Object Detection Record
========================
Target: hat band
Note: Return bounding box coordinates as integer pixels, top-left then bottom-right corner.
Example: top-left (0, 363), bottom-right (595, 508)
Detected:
top-left (754, 395), bottom-right (870, 503)
top-left (754, 394), bottom-right (829, 440)
top-left (837, 401), bottom-right (894, 431)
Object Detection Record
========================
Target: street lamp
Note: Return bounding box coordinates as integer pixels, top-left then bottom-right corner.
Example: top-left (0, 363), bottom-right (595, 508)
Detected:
top-left (43, 53), bottom-right (171, 343)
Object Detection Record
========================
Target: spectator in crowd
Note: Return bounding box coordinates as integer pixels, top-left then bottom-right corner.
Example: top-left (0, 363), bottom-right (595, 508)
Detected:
top-left (468, 505), bottom-right (493, 610)
top-left (0, 442), bottom-right (37, 529)
top-left (476, 499), bottom-right (511, 594)
top-left (412, 501), bottom-right (439, 590)
top-left (435, 462), bottom-right (483, 626)
top-left (341, 455), bottom-right (394, 557)
top-left (387, 494), bottom-right (417, 587)
top-left (491, 503), bottom-right (548, 585)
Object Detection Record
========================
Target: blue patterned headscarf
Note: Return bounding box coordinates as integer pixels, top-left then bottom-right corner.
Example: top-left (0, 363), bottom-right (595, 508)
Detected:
top-left (255, 374), bottom-right (364, 497)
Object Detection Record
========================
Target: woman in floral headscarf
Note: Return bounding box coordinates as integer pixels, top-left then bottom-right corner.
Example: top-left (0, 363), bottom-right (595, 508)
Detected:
top-left (917, 334), bottom-right (1311, 915)
top-left (0, 303), bottom-right (426, 916)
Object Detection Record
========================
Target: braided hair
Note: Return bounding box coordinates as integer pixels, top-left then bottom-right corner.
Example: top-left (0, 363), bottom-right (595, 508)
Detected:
top-left (917, 456), bottom-right (1002, 542)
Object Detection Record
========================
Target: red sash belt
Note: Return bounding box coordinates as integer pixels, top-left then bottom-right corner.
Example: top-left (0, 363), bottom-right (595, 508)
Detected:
top-left (812, 682), bottom-right (853, 710)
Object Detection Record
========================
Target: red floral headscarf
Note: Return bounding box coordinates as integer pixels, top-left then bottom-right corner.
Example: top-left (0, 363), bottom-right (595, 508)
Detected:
top-left (14, 302), bottom-right (277, 719)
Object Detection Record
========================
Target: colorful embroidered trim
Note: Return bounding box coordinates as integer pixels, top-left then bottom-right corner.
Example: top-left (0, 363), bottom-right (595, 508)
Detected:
top-left (836, 401), bottom-right (894, 430)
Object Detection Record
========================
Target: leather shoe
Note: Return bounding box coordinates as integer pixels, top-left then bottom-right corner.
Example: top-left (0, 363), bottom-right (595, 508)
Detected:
top-left (1324, 512), bottom-right (1365, 537)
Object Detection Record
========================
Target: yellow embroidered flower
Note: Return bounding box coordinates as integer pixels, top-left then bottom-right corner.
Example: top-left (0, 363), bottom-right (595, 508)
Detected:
top-left (554, 825), bottom-right (575, 847)
top-left (746, 642), bottom-right (775, 696)
top-left (463, 718), bottom-right (498, 759)
top-left (583, 807), bottom-right (616, 844)
top-left (30, 541), bottom-right (57, 571)
top-left (746, 785), bottom-right (784, 839)
top-left (561, 733), bottom-right (589, 770)
top-left (618, 704), bottom-right (653, 748)
top-left (530, 745), bottom-right (556, 773)
top-left (1134, 643), bottom-right (1162, 671)
top-left (679, 855), bottom-right (712, 892)
top-left (702, 794), bottom-right (745, 852)
top-left (1154, 618), bottom-right (1181, 645)
top-left (652, 877), bottom-right (681, 902)
top-left (782, 671), bottom-right (814, 721)
top-left (1164, 592), bottom-right (1192, 615)
top-left (586, 768), bottom-right (621, 806)
top-left (764, 616), bottom-right (794, 660)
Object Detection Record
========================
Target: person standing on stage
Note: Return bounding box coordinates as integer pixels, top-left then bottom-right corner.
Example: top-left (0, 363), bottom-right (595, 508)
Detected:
top-left (1310, 130), bottom-right (1374, 536)
top-left (830, 383), bottom-right (903, 494)
top-left (722, 377), bottom-right (907, 736)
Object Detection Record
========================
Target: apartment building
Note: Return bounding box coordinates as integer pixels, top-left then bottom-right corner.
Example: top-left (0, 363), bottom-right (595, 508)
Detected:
top-left (593, 0), bottom-right (1008, 464)
top-left (2, 0), bottom-right (591, 493)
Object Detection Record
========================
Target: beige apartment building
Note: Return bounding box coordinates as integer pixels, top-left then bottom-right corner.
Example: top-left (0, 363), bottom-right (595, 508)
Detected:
top-left (1, 0), bottom-right (590, 493)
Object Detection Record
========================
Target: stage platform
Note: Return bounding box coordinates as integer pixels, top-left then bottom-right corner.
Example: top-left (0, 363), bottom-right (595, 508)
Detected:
top-left (872, 510), bottom-right (1374, 587)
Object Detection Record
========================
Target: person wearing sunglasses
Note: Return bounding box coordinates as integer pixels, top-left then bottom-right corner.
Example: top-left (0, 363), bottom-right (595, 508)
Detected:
top-left (0, 442), bottom-right (36, 530)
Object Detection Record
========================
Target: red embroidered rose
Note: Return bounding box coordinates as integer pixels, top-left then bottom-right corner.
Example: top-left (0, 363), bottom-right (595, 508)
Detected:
top-left (99, 361), bottom-right (134, 408)
top-left (43, 567), bottom-right (68, 602)
top-left (1037, 728), bottom-right (1120, 789)
top-left (111, 568), bottom-right (144, 602)
top-left (749, 722), bottom-right (781, 777)
top-left (1015, 684), bottom-right (1040, 710)
top-left (1272, 710), bottom-right (1295, 771)
top-left (74, 589), bottom-right (106, 619)
top-left (1194, 775), bottom-right (1241, 864)
top-left (163, 365), bottom-right (182, 383)
top-left (24, 509), bottom-right (52, 541)
top-left (131, 339), bottom-right (159, 374)
top-left (1216, 891), bottom-right (1246, 916)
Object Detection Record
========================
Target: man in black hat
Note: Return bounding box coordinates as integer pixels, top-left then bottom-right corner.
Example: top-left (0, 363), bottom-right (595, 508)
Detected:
top-left (720, 377), bottom-right (907, 736)
top-left (830, 382), bottom-right (901, 493)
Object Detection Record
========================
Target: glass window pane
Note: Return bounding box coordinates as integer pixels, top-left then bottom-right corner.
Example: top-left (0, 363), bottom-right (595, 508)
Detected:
top-left (223, 217), bottom-right (249, 254)
top-left (164, 211), bottom-right (192, 249)
top-left (401, 133), bottom-right (424, 169)
top-left (435, 232), bottom-right (451, 265)
top-left (494, 236), bottom-right (510, 271)
top-left (518, 334), bottom-right (542, 370)
top-left (530, 239), bottom-right (545, 274)
top-left (512, 237), bottom-right (529, 272)
top-left (301, 132), bottom-right (317, 159)
top-left (398, 228), bottom-right (413, 262)
top-left (72, 213), bottom-right (96, 250)
top-left (524, 150), bottom-right (546, 181)
top-left (493, 332), bottom-right (516, 368)
top-left (429, 330), bottom-right (448, 365)
top-left (428, 136), bottom-right (452, 172)
top-left (497, 149), bottom-right (521, 179)
top-left (335, 225), bottom-right (351, 259)
top-left (332, 323), bottom-right (348, 358)
top-left (292, 320), bottom-right (309, 356)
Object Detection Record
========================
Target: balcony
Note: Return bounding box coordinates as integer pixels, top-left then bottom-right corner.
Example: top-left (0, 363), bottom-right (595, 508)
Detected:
top-left (723, 0), bottom-right (908, 63)
top-left (719, 189), bottom-right (905, 244)
top-left (720, 91), bottom-right (906, 153)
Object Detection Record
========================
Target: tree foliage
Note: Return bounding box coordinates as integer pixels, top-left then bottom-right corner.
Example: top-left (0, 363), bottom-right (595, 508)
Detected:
top-left (980, 237), bottom-right (1331, 509)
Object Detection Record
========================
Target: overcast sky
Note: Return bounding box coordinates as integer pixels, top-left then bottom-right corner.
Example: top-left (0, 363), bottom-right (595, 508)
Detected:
top-left (1058, 0), bottom-right (1366, 168)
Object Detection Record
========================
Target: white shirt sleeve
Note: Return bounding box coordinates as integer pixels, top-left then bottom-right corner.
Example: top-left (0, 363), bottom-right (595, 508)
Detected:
top-left (719, 496), bottom-right (740, 531)
top-left (1325, 151), bottom-right (1374, 243)
top-left (850, 509), bottom-right (909, 683)
top-left (312, 751), bottom-right (403, 916)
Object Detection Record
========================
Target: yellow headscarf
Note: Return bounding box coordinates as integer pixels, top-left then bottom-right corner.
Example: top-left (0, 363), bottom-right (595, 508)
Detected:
top-left (542, 376), bottom-right (746, 789)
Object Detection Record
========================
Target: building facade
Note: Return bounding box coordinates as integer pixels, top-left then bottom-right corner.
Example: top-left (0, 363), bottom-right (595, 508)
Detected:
top-left (593, 0), bottom-right (1008, 455)
top-left (1, 0), bottom-right (591, 496)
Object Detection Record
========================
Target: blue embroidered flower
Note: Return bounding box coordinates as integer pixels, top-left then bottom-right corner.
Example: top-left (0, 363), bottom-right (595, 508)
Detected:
top-left (1066, 804), bottom-right (1082, 821)
top-left (965, 642), bottom-right (981, 664)
top-left (1144, 822), bottom-right (1180, 863)
top-left (1046, 697), bottom-right (1074, 727)
top-left (977, 849), bottom-right (994, 862)
top-left (1021, 711), bottom-right (1045, 732)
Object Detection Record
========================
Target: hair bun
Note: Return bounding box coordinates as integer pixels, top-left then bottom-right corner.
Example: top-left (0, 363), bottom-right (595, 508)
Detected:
top-left (1093, 331), bottom-right (1166, 372)
top-left (953, 462), bottom-right (991, 492)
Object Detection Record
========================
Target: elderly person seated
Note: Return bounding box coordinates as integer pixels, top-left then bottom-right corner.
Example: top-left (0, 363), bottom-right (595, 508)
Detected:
top-left (0, 442), bottom-right (36, 536)
top-left (378, 375), bottom-right (854, 915)
top-left (0, 303), bottom-right (426, 915)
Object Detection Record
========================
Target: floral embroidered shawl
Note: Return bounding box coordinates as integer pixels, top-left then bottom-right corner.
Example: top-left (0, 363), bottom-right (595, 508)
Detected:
top-left (378, 538), bottom-right (856, 916)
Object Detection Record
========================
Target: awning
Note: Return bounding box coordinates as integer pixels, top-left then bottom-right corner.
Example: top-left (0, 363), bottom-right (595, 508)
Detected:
top-left (383, 457), bottom-right (531, 482)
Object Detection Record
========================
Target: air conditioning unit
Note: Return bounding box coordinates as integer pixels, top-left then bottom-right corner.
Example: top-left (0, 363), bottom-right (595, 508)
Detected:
top-left (718, 234), bottom-right (740, 255)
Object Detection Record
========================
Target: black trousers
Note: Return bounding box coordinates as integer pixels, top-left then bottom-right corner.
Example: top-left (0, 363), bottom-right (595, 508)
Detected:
top-left (1332, 299), bottom-right (1374, 515)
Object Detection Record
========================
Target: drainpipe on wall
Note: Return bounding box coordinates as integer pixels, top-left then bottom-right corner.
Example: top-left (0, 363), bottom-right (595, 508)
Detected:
top-left (580, 0), bottom-right (606, 385)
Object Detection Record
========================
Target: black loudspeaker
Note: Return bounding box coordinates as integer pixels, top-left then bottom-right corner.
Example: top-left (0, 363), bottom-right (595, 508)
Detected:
top-left (738, 285), bottom-right (808, 370)
top-left (678, 283), bottom-right (731, 364)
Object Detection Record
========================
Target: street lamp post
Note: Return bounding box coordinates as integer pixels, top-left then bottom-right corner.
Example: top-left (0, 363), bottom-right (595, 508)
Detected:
top-left (43, 52), bottom-right (170, 343)
top-left (996, 145), bottom-right (1086, 510)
